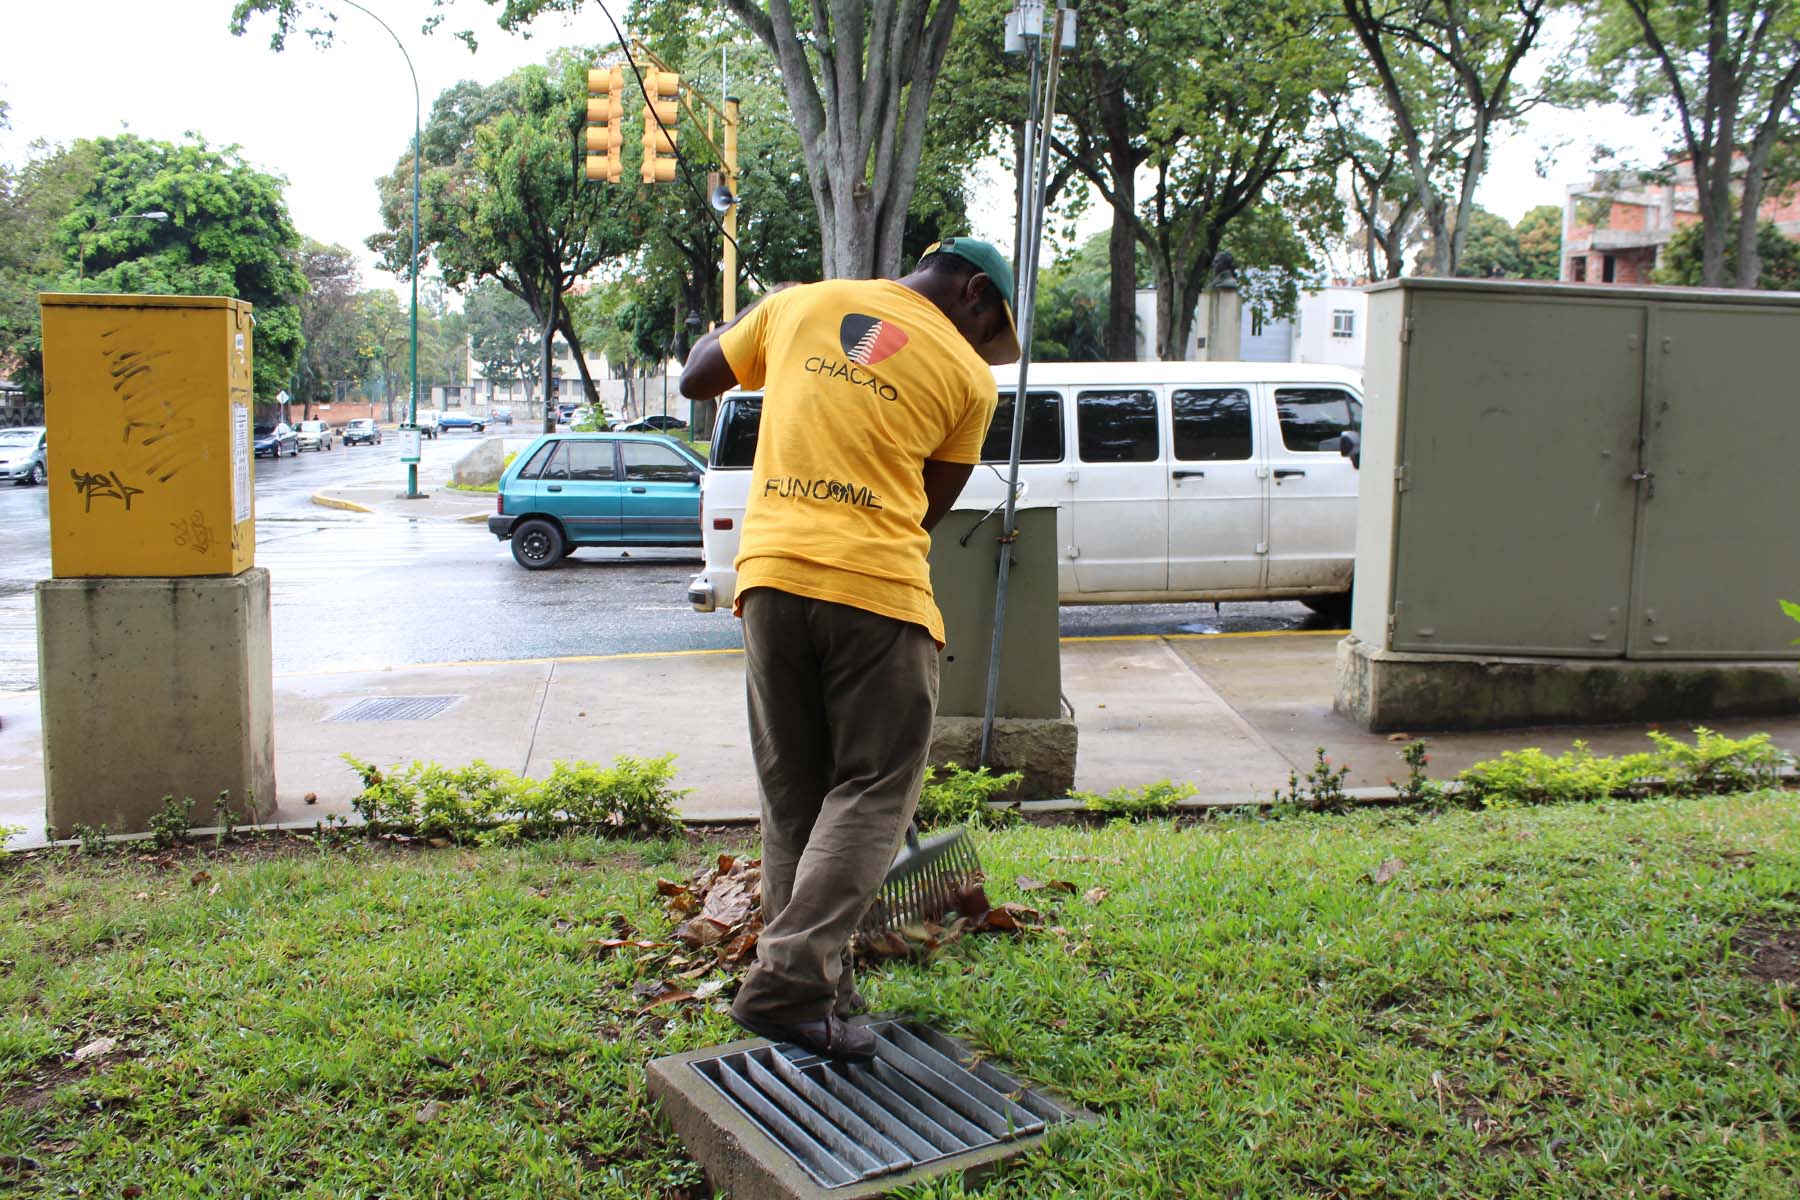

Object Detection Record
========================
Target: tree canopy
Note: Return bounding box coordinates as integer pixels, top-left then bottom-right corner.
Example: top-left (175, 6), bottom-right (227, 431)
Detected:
top-left (56, 134), bottom-right (305, 399)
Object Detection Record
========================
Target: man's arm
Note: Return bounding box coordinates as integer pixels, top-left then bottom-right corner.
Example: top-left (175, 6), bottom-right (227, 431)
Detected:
top-left (921, 459), bottom-right (976, 532)
top-left (678, 327), bottom-right (738, 400)
top-left (679, 284), bottom-right (796, 400)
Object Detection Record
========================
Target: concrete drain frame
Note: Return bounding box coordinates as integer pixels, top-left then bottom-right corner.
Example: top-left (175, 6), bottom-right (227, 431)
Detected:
top-left (649, 1017), bottom-right (1090, 1200)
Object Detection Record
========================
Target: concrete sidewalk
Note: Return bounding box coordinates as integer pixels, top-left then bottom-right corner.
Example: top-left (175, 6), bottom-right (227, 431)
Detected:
top-left (5, 630), bottom-right (1798, 849)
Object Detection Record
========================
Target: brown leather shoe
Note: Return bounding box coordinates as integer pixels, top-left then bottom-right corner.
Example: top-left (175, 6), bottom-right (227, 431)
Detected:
top-left (734, 1012), bottom-right (877, 1061)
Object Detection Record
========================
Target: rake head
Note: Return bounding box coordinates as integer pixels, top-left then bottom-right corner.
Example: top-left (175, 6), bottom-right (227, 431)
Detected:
top-left (860, 822), bottom-right (985, 935)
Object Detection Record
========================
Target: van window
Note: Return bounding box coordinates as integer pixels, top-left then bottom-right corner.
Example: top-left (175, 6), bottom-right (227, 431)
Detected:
top-left (622, 440), bottom-right (695, 482)
top-left (1275, 387), bottom-right (1362, 453)
top-left (711, 394), bottom-right (761, 469)
top-left (1076, 390), bottom-right (1158, 463)
top-left (516, 442), bottom-right (558, 480)
top-left (980, 391), bottom-right (1064, 464)
top-left (1172, 388), bottom-right (1252, 461)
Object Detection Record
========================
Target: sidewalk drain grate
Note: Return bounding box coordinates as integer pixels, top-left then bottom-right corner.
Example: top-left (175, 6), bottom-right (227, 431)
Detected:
top-left (328, 695), bottom-right (463, 723)
top-left (677, 1019), bottom-right (1080, 1193)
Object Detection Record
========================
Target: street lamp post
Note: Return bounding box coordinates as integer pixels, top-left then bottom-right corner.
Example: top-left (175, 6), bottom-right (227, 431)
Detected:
top-left (341, 0), bottom-right (424, 500)
top-left (77, 211), bottom-right (169, 284)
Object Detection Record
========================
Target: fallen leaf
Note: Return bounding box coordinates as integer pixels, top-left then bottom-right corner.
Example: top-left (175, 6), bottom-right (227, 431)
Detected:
top-left (693, 979), bottom-right (729, 1001)
top-left (701, 876), bottom-right (755, 928)
top-left (189, 871), bottom-right (211, 888)
top-left (721, 929), bottom-right (760, 964)
top-left (1044, 880), bottom-right (1078, 895)
top-left (303, 791), bottom-right (318, 805)
top-left (664, 891), bottom-right (701, 917)
top-left (1373, 857), bottom-right (1405, 885)
top-left (1016, 876), bottom-right (1046, 892)
top-left (632, 979), bottom-right (675, 1002)
top-left (673, 917), bottom-right (729, 948)
top-left (122, 1187), bottom-right (143, 1198)
top-left (1385, 733), bottom-right (1412, 742)
top-left (577, 711), bottom-right (587, 717)
top-left (1084, 887), bottom-right (1110, 905)
top-left (655, 879), bottom-right (693, 898)
top-left (133, 892), bottom-right (150, 901)
top-left (415, 1100), bottom-right (442, 1123)
top-left (72, 1037), bottom-right (117, 1063)
top-left (639, 989), bottom-right (695, 1013)
top-left (589, 938), bottom-right (665, 957)
top-left (427, 837), bottom-right (452, 849)
top-left (207, 883), bottom-right (220, 897)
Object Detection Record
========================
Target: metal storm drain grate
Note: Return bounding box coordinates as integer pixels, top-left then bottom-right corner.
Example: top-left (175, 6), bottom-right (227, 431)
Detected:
top-left (328, 695), bottom-right (463, 723)
top-left (654, 1019), bottom-right (1082, 1198)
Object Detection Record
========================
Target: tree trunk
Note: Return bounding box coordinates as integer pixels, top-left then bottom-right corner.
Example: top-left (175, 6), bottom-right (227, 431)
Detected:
top-left (1101, 79), bottom-right (1140, 360)
top-left (557, 311), bottom-right (602, 405)
top-left (1106, 209), bottom-right (1138, 360)
top-left (540, 288), bottom-right (559, 435)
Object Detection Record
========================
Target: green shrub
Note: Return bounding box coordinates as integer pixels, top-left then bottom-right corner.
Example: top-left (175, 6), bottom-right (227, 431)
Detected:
top-left (916, 763), bottom-right (1022, 829)
top-left (1391, 740), bottom-right (1445, 806)
top-left (1272, 748), bottom-right (1354, 813)
top-left (1456, 728), bottom-right (1790, 809)
top-left (1074, 779), bottom-right (1198, 820)
top-left (341, 753), bottom-right (685, 843)
top-left (535, 755), bottom-right (687, 838)
top-left (148, 794), bottom-right (197, 850)
top-left (1646, 726), bottom-right (1790, 795)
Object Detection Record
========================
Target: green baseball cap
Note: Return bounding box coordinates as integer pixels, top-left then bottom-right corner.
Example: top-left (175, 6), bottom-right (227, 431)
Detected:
top-left (919, 237), bottom-right (1021, 365)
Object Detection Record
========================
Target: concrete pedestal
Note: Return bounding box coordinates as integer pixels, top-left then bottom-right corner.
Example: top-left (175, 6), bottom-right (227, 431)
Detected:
top-left (930, 715), bottom-right (1078, 801)
top-left (1335, 634), bottom-right (1800, 733)
top-left (38, 569), bottom-right (276, 837)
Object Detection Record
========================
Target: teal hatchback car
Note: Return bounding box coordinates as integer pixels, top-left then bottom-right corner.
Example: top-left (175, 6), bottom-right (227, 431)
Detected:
top-left (489, 432), bottom-right (706, 569)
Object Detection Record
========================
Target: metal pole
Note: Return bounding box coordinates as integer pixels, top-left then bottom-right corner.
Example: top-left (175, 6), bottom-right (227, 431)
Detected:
top-left (723, 97), bottom-right (740, 323)
top-left (981, 4), bottom-right (1068, 767)
top-left (342, 1), bottom-right (422, 498)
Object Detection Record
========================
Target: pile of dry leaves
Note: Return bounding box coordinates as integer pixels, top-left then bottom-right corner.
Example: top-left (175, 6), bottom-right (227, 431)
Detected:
top-left (605, 853), bottom-right (1060, 1015)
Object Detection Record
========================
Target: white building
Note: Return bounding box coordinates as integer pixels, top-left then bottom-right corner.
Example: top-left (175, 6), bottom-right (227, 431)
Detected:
top-left (1132, 284), bottom-right (1365, 371)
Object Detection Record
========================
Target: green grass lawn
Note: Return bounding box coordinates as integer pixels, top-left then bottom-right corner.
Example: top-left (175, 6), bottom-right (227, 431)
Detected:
top-left (4, 793), bottom-right (1797, 1197)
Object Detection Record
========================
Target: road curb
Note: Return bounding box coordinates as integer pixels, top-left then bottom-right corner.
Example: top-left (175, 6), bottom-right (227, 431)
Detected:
top-left (458, 512), bottom-right (490, 524)
top-left (310, 492), bottom-right (373, 514)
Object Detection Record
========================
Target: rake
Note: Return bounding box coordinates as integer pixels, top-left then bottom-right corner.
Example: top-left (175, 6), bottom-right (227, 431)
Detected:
top-left (860, 821), bottom-right (985, 935)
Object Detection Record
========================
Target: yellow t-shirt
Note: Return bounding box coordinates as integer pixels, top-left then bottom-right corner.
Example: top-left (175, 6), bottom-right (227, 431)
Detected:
top-left (718, 279), bottom-right (998, 644)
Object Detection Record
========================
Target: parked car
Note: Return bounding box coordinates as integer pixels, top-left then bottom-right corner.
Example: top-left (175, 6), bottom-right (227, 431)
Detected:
top-left (343, 418), bottom-right (383, 446)
top-left (492, 406), bottom-right (514, 425)
top-left (489, 432), bottom-right (705, 570)
top-left (686, 361), bottom-right (1363, 616)
top-left (439, 411), bottom-right (486, 433)
top-left (415, 410), bottom-right (441, 439)
top-left (253, 422), bottom-right (299, 458)
top-left (623, 414), bottom-right (688, 433)
top-left (0, 426), bottom-right (48, 486)
top-left (294, 419), bottom-right (334, 452)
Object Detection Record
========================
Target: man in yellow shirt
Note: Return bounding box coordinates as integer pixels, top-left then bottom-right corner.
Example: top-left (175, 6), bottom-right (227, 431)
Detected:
top-left (680, 238), bottom-right (1017, 1059)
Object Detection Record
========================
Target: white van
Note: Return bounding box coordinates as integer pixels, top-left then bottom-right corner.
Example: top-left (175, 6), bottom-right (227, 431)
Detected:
top-left (686, 361), bottom-right (1363, 615)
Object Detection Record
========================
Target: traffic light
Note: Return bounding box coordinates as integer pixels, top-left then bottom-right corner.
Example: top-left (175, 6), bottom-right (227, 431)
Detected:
top-left (584, 66), bottom-right (625, 183)
top-left (640, 70), bottom-right (680, 184)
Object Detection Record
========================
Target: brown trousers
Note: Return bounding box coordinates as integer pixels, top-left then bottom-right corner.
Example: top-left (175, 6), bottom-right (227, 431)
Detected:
top-left (732, 588), bottom-right (940, 1025)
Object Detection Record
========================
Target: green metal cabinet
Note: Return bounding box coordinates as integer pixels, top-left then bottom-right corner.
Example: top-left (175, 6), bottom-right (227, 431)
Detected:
top-left (1353, 278), bottom-right (1800, 662)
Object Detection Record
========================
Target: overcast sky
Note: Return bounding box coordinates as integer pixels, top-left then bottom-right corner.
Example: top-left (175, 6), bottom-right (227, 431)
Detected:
top-left (1, 0), bottom-right (1663, 294)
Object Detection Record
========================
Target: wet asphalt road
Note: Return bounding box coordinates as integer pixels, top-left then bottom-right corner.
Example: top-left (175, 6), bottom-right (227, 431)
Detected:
top-left (0, 433), bottom-right (1331, 691)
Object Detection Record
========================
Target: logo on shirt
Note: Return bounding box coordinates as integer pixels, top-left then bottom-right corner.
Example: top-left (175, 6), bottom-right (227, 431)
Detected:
top-left (839, 314), bottom-right (909, 366)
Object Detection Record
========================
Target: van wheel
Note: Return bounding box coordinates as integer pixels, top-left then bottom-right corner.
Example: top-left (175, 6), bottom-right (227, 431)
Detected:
top-left (1301, 592), bottom-right (1352, 623)
top-left (511, 519), bottom-right (565, 570)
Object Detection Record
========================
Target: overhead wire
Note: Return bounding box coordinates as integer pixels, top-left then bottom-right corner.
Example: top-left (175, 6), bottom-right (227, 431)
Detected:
top-left (591, 1), bottom-right (766, 292)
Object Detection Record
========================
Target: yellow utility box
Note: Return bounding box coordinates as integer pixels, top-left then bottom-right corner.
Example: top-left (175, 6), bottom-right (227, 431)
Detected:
top-left (40, 294), bottom-right (256, 577)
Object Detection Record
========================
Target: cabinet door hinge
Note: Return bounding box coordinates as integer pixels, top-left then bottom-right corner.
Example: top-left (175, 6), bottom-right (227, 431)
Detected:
top-left (1393, 465), bottom-right (1409, 493)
